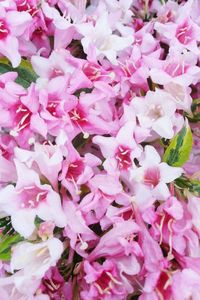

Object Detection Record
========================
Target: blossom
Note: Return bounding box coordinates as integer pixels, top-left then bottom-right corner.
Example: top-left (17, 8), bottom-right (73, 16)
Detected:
top-left (10, 238), bottom-right (63, 294)
top-left (78, 12), bottom-right (133, 64)
top-left (93, 121), bottom-right (141, 174)
top-left (188, 194), bottom-right (200, 232)
top-left (40, 267), bottom-right (68, 300)
top-left (0, 7), bottom-right (32, 67)
top-left (81, 257), bottom-right (139, 300)
top-left (172, 269), bottom-right (200, 300)
top-left (155, 0), bottom-right (200, 55)
top-left (131, 89), bottom-right (180, 139)
top-left (131, 145), bottom-right (183, 210)
top-left (0, 160), bottom-right (67, 237)
top-left (0, 0), bottom-right (199, 299)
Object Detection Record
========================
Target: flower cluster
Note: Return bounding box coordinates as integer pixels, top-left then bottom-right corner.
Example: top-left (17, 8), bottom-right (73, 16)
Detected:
top-left (0, 0), bottom-right (199, 299)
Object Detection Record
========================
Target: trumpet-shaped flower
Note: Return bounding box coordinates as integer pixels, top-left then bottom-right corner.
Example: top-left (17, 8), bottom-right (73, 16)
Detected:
top-left (78, 12), bottom-right (133, 64)
top-left (131, 146), bottom-right (182, 210)
top-left (0, 7), bottom-right (32, 67)
top-left (10, 238), bottom-right (63, 294)
top-left (0, 160), bottom-right (67, 237)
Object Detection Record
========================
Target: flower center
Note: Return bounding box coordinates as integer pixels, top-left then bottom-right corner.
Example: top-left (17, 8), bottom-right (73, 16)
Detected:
top-left (14, 104), bottom-right (32, 133)
top-left (43, 278), bottom-right (62, 294)
top-left (121, 61), bottom-right (140, 77)
top-left (69, 107), bottom-right (88, 126)
top-left (115, 145), bottom-right (132, 170)
top-left (49, 68), bottom-right (65, 79)
top-left (66, 160), bottom-right (84, 181)
top-left (83, 63), bottom-right (103, 81)
top-left (0, 145), bottom-right (10, 160)
top-left (156, 271), bottom-right (172, 299)
top-left (165, 62), bottom-right (188, 77)
top-left (121, 209), bottom-right (134, 220)
top-left (95, 271), bottom-right (121, 295)
top-left (143, 166), bottom-right (160, 187)
top-left (96, 271), bottom-right (112, 292)
top-left (46, 99), bottom-right (61, 118)
top-left (0, 19), bottom-right (10, 40)
top-left (18, 185), bottom-right (48, 209)
top-left (41, 267), bottom-right (65, 298)
top-left (147, 104), bottom-right (164, 121)
top-left (17, 0), bottom-right (38, 17)
top-left (176, 20), bottom-right (193, 45)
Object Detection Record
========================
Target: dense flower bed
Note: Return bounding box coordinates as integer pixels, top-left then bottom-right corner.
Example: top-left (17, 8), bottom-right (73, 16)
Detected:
top-left (0, 0), bottom-right (199, 299)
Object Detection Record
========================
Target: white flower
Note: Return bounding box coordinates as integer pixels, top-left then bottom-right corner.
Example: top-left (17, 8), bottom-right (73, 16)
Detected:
top-left (10, 238), bottom-right (63, 294)
top-left (78, 12), bottom-right (133, 64)
top-left (131, 89), bottom-right (177, 139)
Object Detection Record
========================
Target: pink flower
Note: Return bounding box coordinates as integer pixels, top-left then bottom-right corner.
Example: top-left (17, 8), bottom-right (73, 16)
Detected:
top-left (131, 146), bottom-right (182, 210)
top-left (0, 7), bottom-right (32, 67)
top-left (40, 267), bottom-right (68, 300)
top-left (88, 220), bottom-right (140, 260)
top-left (59, 142), bottom-right (100, 199)
top-left (63, 200), bottom-right (98, 256)
top-left (81, 257), bottom-right (139, 300)
top-left (172, 269), bottom-right (200, 300)
top-left (93, 122), bottom-right (141, 174)
top-left (0, 160), bottom-right (67, 237)
top-left (31, 49), bottom-right (82, 85)
top-left (15, 141), bottom-right (64, 189)
top-left (0, 82), bottom-right (47, 145)
top-left (148, 50), bottom-right (200, 87)
top-left (155, 1), bottom-right (200, 55)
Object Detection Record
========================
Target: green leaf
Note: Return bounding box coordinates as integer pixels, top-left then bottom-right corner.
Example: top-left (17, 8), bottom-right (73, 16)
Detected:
top-left (175, 176), bottom-right (200, 196)
top-left (0, 234), bottom-right (23, 253)
top-left (186, 98), bottom-right (200, 122)
top-left (0, 250), bottom-right (11, 261)
top-left (0, 58), bottom-right (38, 88)
top-left (163, 123), bottom-right (193, 167)
top-left (191, 98), bottom-right (200, 121)
top-left (0, 234), bottom-right (23, 261)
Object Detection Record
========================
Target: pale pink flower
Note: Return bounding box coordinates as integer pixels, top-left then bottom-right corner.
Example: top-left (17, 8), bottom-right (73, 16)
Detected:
top-left (93, 122), bottom-right (141, 174)
top-left (15, 142), bottom-right (64, 189)
top-left (148, 50), bottom-right (200, 87)
top-left (188, 195), bottom-right (200, 232)
top-left (88, 220), bottom-right (140, 260)
top-left (0, 7), bottom-right (32, 67)
top-left (131, 146), bottom-right (183, 210)
top-left (172, 269), bottom-right (200, 300)
top-left (155, 0), bottom-right (200, 55)
top-left (0, 160), bottom-right (67, 237)
top-left (63, 200), bottom-right (98, 256)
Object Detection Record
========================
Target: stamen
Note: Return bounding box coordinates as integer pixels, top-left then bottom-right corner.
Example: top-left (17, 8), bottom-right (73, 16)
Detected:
top-left (78, 234), bottom-right (88, 250)
top-left (159, 214), bottom-right (165, 245)
top-left (167, 219), bottom-right (174, 258)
